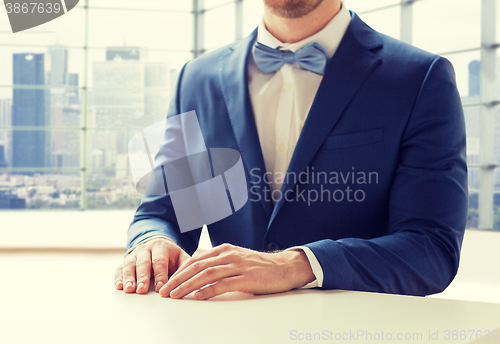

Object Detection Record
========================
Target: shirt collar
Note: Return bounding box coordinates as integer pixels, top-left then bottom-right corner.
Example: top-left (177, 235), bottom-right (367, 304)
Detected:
top-left (256, 2), bottom-right (351, 59)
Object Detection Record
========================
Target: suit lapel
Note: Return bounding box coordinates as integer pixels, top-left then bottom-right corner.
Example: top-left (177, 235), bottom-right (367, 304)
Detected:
top-left (269, 13), bottom-right (384, 226)
top-left (219, 30), bottom-right (274, 217)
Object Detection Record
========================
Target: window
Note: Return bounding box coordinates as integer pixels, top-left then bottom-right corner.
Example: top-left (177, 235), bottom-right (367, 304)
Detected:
top-left (0, 0), bottom-right (192, 210)
top-left (0, 0), bottom-right (498, 232)
top-left (346, 0), bottom-right (497, 231)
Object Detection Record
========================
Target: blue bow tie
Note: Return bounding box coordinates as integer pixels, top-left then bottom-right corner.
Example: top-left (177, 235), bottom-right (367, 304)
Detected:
top-left (253, 42), bottom-right (329, 75)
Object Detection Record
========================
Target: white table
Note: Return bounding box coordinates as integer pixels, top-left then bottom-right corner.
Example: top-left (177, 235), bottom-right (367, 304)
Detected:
top-left (1, 252), bottom-right (499, 344)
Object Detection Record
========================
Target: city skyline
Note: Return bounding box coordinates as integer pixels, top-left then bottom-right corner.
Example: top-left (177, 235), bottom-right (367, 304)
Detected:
top-left (0, 44), bottom-right (176, 210)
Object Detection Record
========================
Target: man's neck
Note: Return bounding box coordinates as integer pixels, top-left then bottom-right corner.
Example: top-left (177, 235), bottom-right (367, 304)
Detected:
top-left (263, 0), bottom-right (342, 44)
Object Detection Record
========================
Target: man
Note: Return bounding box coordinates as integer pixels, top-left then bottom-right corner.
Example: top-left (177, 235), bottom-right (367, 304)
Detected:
top-left (114, 0), bottom-right (467, 300)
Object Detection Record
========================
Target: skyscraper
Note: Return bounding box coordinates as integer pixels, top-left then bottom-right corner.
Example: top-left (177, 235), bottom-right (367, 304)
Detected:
top-left (0, 142), bottom-right (8, 168)
top-left (466, 58), bottom-right (500, 189)
top-left (106, 46), bottom-right (148, 61)
top-left (47, 45), bottom-right (80, 169)
top-left (468, 60), bottom-right (480, 97)
top-left (0, 98), bottom-right (12, 166)
top-left (92, 47), bottom-right (167, 129)
top-left (47, 45), bottom-right (68, 87)
top-left (89, 47), bottom-right (170, 173)
top-left (12, 53), bottom-right (51, 172)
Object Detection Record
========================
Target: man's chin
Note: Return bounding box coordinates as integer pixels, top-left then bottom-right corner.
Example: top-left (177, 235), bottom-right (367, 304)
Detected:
top-left (264, 0), bottom-right (324, 19)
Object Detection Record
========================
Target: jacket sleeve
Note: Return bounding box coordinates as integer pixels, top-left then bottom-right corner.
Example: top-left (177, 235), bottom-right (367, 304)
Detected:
top-left (304, 56), bottom-right (468, 296)
top-left (126, 63), bottom-right (203, 255)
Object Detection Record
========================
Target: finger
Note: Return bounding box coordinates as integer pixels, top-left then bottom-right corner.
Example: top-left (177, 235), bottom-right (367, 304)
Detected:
top-left (135, 249), bottom-right (152, 294)
top-left (171, 244), bottom-right (230, 279)
top-left (151, 246), bottom-right (169, 292)
top-left (177, 250), bottom-right (191, 268)
top-left (169, 265), bottom-right (237, 299)
top-left (169, 250), bottom-right (190, 280)
top-left (114, 264), bottom-right (123, 290)
top-left (172, 251), bottom-right (218, 278)
top-left (122, 254), bottom-right (137, 293)
top-left (160, 255), bottom-right (232, 297)
top-left (194, 276), bottom-right (244, 300)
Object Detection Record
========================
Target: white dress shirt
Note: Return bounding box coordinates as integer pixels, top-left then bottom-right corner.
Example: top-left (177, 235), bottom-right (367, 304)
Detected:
top-left (127, 3), bottom-right (352, 290)
top-left (248, 4), bottom-right (351, 288)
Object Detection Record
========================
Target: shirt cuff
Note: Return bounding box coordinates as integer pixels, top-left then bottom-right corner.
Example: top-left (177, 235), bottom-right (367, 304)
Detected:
top-left (285, 246), bottom-right (324, 288)
top-left (125, 235), bottom-right (174, 256)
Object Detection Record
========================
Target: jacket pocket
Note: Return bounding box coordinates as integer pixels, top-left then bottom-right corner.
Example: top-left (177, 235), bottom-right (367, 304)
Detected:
top-left (321, 128), bottom-right (383, 150)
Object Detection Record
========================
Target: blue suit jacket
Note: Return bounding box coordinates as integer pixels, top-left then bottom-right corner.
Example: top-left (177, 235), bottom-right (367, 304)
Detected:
top-left (127, 12), bottom-right (468, 296)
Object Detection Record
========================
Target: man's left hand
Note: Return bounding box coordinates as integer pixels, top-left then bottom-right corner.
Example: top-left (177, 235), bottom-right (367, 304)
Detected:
top-left (159, 243), bottom-right (315, 300)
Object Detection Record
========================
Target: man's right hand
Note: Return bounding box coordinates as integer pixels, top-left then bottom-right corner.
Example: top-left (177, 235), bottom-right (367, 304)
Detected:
top-left (114, 237), bottom-right (190, 294)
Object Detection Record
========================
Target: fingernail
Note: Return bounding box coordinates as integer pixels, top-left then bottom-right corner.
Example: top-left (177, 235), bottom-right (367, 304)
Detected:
top-left (138, 282), bottom-right (145, 290)
top-left (170, 289), bottom-right (179, 297)
top-left (159, 285), bottom-right (169, 297)
top-left (156, 281), bottom-right (164, 291)
top-left (195, 291), bottom-right (203, 299)
top-left (125, 281), bottom-right (133, 290)
top-left (115, 280), bottom-right (122, 288)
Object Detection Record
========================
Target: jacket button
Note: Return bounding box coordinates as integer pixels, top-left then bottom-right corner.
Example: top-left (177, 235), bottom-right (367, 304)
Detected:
top-left (266, 242), bottom-right (280, 251)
